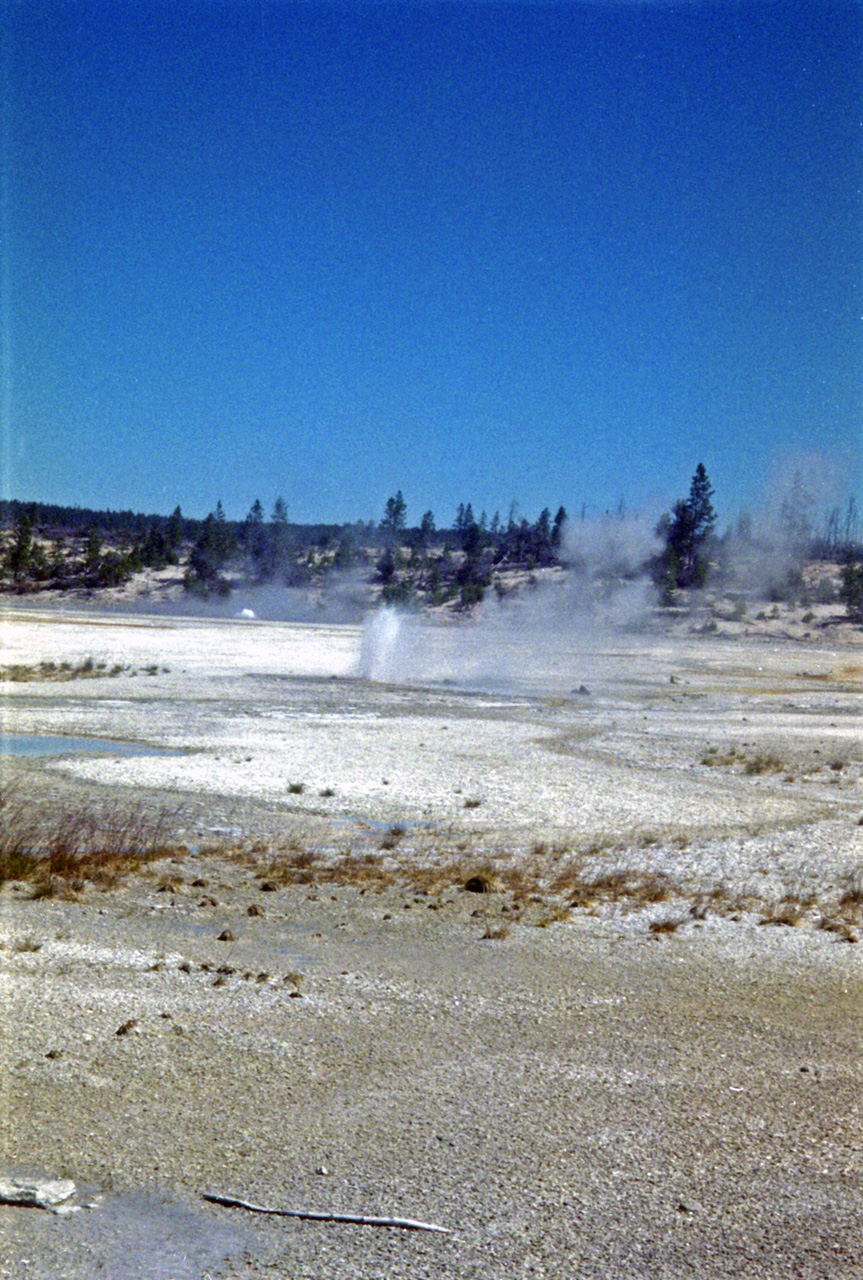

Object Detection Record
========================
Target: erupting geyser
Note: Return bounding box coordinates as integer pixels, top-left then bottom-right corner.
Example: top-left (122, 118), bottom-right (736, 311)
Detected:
top-left (357, 607), bottom-right (404, 682)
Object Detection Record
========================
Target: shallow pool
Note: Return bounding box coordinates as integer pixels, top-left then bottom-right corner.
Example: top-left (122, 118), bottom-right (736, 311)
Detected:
top-left (1, 733), bottom-right (181, 759)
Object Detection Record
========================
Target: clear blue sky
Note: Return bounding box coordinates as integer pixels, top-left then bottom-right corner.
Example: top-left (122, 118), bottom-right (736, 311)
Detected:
top-left (2, 0), bottom-right (861, 528)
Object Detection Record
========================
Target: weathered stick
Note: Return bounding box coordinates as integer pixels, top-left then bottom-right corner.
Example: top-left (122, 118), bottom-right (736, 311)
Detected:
top-left (202, 1191), bottom-right (450, 1234)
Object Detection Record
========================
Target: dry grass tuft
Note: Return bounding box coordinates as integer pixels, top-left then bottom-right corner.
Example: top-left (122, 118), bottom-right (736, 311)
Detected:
top-left (0, 657), bottom-right (130, 683)
top-left (579, 868), bottom-right (673, 904)
top-left (8, 933), bottom-right (42, 952)
top-left (258, 846), bottom-right (320, 886)
top-left (759, 898), bottom-right (806, 927)
top-left (380, 824), bottom-right (407, 850)
top-left (817, 916), bottom-right (859, 943)
top-left (649, 918), bottom-right (681, 935)
top-left (533, 904), bottom-right (572, 929)
top-left (838, 868), bottom-right (863, 909)
top-left (702, 746), bottom-right (790, 777)
top-left (0, 783), bottom-right (183, 891)
top-left (329, 853), bottom-right (398, 889)
top-left (743, 754), bottom-right (786, 776)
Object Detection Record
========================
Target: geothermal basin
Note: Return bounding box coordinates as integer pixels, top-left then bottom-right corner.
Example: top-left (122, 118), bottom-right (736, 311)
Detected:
top-left (1, 604), bottom-right (862, 1278)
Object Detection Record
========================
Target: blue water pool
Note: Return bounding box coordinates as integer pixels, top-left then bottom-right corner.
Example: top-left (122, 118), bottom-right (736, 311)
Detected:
top-left (1, 733), bottom-right (180, 758)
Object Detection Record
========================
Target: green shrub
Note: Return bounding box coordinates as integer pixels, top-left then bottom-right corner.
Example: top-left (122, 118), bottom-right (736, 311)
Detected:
top-left (840, 561), bottom-right (863, 623)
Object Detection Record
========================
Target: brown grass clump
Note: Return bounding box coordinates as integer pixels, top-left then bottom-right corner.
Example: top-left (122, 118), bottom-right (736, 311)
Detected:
top-left (838, 868), bottom-right (863, 909)
top-left (5, 933), bottom-right (42, 952)
top-left (543, 863), bottom-right (680, 914)
top-left (533, 904), bottom-right (572, 929)
top-left (759, 898), bottom-right (806, 927)
top-left (259, 847), bottom-right (402, 892)
top-left (701, 746), bottom-right (790, 776)
top-left (565, 884), bottom-right (599, 909)
top-left (593, 868), bottom-right (672, 904)
top-left (328, 852), bottom-right (397, 889)
top-left (258, 846), bottom-right (320, 886)
top-left (817, 916), bottom-right (859, 943)
top-left (701, 747), bottom-right (738, 768)
top-left (649, 918), bottom-right (681, 935)
top-left (0, 783), bottom-right (183, 892)
top-left (0, 657), bottom-right (129, 683)
top-left (0, 785), bottom-right (43, 883)
top-left (379, 823), bottom-right (407, 850)
top-left (481, 923), bottom-right (510, 940)
top-left (531, 840), bottom-right (571, 861)
top-left (743, 754), bottom-right (786, 776)
top-left (242, 847), bottom-right (542, 904)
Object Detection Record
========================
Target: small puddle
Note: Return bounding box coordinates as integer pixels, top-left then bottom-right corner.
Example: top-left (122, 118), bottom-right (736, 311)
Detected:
top-left (1, 733), bottom-right (183, 759)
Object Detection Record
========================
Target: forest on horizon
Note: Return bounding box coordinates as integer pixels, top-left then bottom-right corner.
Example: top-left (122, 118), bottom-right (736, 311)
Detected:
top-left (1, 467), bottom-right (862, 621)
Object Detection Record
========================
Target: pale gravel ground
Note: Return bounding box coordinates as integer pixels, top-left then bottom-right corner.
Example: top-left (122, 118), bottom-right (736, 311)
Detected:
top-left (1, 605), bottom-right (863, 1278)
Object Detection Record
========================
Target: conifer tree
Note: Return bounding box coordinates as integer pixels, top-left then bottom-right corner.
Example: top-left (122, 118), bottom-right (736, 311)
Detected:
top-left (653, 463), bottom-right (717, 594)
top-left (380, 491), bottom-right (407, 537)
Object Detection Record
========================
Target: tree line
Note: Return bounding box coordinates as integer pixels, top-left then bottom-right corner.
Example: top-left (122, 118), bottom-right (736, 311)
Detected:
top-left (0, 493), bottom-right (571, 605)
top-left (2, 472), bottom-right (862, 620)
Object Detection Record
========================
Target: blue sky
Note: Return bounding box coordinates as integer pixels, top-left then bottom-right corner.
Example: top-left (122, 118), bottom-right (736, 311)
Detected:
top-left (2, 0), bottom-right (861, 528)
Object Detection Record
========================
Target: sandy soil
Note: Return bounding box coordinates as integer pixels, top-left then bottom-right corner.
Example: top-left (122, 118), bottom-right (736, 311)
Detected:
top-left (1, 603), bottom-right (862, 1278)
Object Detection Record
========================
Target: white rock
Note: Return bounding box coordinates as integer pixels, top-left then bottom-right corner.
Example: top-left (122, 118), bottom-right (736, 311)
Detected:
top-left (0, 1176), bottom-right (77, 1212)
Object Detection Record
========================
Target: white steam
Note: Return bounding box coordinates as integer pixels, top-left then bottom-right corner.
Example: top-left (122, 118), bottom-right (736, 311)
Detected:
top-left (561, 513), bottom-right (661, 582)
top-left (356, 607), bottom-right (406, 682)
top-left (354, 516), bottom-right (665, 697)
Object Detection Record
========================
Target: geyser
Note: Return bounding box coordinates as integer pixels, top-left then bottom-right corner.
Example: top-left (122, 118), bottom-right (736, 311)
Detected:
top-left (357, 606), bottom-right (405, 682)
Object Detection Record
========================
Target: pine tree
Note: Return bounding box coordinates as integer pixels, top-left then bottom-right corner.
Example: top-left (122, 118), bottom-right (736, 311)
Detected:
top-left (687, 463), bottom-right (716, 543)
top-left (6, 510), bottom-right (34, 582)
top-left (653, 464), bottom-right (718, 594)
top-left (185, 503), bottom-right (235, 594)
top-left (840, 561), bottom-right (863, 623)
top-left (380, 491), bottom-right (407, 537)
top-left (165, 506), bottom-right (185, 551)
top-left (212, 501), bottom-right (236, 562)
top-left (242, 499), bottom-right (270, 579)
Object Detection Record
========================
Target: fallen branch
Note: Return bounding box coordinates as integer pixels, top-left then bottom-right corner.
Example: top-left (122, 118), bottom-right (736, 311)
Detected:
top-left (202, 1191), bottom-right (450, 1234)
